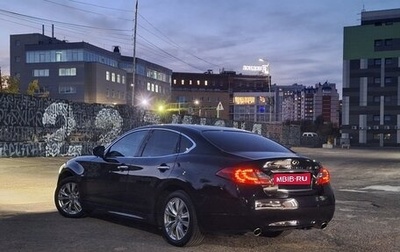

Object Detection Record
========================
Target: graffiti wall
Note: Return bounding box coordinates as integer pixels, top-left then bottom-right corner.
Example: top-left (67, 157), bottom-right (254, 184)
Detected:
top-left (0, 93), bottom-right (142, 157)
top-left (0, 93), bottom-right (300, 157)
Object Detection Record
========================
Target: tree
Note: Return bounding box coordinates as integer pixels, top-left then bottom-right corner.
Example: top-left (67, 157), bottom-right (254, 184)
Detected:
top-left (27, 79), bottom-right (40, 96)
top-left (0, 75), bottom-right (20, 94)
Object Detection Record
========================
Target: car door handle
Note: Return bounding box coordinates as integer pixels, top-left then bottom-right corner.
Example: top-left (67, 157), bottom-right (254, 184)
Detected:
top-left (117, 165), bottom-right (129, 170)
top-left (157, 164), bottom-right (170, 172)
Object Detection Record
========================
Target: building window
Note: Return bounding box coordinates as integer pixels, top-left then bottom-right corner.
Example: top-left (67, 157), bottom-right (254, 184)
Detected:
top-left (111, 73), bottom-right (115, 82)
top-left (117, 74), bottom-right (121, 83)
top-left (374, 40), bottom-right (382, 47)
top-left (205, 80), bottom-right (208, 86)
top-left (122, 76), bottom-right (125, 84)
top-left (33, 69), bottom-right (49, 77)
top-left (173, 79), bottom-right (177, 85)
top-left (373, 115), bottom-right (380, 122)
top-left (385, 77), bottom-right (392, 84)
top-left (384, 115), bottom-right (391, 122)
top-left (385, 58), bottom-right (393, 65)
top-left (197, 80), bottom-right (200, 85)
top-left (106, 71), bottom-right (110, 81)
top-left (384, 39), bottom-right (393, 46)
top-left (374, 59), bottom-right (381, 65)
top-left (374, 77), bottom-right (381, 84)
top-left (189, 80), bottom-right (192, 85)
top-left (56, 52), bottom-right (62, 62)
top-left (147, 82), bottom-right (151, 91)
top-left (181, 80), bottom-right (184, 85)
top-left (59, 68), bottom-right (76, 76)
top-left (59, 86), bottom-right (76, 94)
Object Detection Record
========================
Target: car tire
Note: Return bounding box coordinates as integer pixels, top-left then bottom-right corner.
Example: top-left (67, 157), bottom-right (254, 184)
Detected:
top-left (54, 177), bottom-right (86, 218)
top-left (161, 190), bottom-right (204, 247)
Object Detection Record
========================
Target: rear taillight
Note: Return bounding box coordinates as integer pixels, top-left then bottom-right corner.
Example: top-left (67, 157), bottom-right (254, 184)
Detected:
top-left (217, 167), bottom-right (273, 185)
top-left (316, 167), bottom-right (330, 185)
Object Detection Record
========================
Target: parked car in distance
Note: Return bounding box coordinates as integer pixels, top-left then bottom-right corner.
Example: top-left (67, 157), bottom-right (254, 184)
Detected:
top-left (302, 132), bottom-right (318, 137)
top-left (54, 124), bottom-right (335, 247)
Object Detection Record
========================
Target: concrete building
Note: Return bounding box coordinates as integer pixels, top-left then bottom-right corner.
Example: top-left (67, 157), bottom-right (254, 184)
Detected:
top-left (313, 82), bottom-right (340, 126)
top-left (343, 8), bottom-right (400, 146)
top-left (171, 71), bottom-right (273, 121)
top-left (10, 32), bottom-right (172, 106)
top-left (277, 84), bottom-right (304, 122)
top-left (276, 83), bottom-right (339, 125)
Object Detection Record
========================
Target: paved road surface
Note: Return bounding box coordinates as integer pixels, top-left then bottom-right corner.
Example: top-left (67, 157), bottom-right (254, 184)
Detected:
top-left (1, 148), bottom-right (399, 251)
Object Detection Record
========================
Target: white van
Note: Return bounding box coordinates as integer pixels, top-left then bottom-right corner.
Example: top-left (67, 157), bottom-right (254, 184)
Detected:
top-left (302, 132), bottom-right (318, 137)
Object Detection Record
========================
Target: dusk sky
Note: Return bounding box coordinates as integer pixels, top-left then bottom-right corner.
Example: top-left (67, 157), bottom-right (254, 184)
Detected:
top-left (1, 0), bottom-right (400, 97)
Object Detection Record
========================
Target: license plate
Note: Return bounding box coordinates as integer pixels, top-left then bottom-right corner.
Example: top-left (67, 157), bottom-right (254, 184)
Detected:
top-left (273, 173), bottom-right (311, 185)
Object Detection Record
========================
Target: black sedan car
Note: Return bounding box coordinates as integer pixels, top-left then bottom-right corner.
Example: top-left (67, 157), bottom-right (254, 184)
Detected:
top-left (54, 124), bottom-right (335, 247)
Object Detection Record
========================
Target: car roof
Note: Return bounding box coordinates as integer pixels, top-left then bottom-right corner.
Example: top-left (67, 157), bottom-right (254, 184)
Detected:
top-left (137, 124), bottom-right (247, 134)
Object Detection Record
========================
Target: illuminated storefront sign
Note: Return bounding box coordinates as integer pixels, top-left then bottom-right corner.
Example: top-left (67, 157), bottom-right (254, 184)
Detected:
top-left (242, 64), bottom-right (270, 75)
top-left (234, 97), bottom-right (255, 105)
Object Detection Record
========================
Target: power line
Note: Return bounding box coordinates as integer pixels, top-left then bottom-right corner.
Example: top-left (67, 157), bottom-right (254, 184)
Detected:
top-left (0, 8), bottom-right (130, 31)
top-left (67, 0), bottom-right (132, 13)
top-left (45, 0), bottom-right (219, 70)
top-left (43, 0), bottom-right (132, 21)
top-left (0, 2), bottom-right (219, 72)
top-left (138, 14), bottom-right (220, 68)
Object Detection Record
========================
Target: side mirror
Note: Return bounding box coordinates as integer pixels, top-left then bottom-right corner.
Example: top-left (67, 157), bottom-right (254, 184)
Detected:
top-left (93, 146), bottom-right (105, 157)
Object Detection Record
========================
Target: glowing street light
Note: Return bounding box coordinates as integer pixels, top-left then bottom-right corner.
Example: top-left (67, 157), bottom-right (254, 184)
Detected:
top-left (194, 99), bottom-right (201, 116)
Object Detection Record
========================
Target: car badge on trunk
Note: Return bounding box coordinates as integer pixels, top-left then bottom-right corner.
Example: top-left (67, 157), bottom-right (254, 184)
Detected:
top-left (291, 159), bottom-right (300, 166)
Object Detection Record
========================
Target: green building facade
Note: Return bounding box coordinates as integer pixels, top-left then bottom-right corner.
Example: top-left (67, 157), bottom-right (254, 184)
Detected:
top-left (342, 8), bottom-right (400, 147)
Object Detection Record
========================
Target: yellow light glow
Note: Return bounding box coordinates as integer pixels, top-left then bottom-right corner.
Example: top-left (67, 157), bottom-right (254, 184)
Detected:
top-left (234, 97), bottom-right (255, 105)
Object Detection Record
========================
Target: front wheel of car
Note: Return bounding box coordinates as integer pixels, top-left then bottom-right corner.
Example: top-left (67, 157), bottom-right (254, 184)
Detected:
top-left (54, 177), bottom-right (86, 218)
top-left (161, 191), bottom-right (204, 247)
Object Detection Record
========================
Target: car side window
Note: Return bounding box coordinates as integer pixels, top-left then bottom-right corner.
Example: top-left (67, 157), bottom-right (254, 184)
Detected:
top-left (141, 130), bottom-right (180, 157)
top-left (107, 130), bottom-right (148, 157)
top-left (178, 135), bottom-right (194, 153)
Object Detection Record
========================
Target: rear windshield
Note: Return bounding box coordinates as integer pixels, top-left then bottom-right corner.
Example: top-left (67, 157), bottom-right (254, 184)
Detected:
top-left (202, 130), bottom-right (291, 153)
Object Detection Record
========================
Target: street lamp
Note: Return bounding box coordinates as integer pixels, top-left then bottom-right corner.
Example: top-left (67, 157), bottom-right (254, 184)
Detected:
top-left (194, 99), bottom-right (201, 116)
top-left (259, 58), bottom-right (272, 122)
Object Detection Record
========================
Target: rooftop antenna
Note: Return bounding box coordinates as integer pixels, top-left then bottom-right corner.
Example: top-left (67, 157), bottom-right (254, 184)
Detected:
top-left (357, 3), bottom-right (366, 21)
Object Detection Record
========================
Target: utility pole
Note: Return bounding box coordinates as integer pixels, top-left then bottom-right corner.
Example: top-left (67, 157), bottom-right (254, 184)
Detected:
top-left (132, 0), bottom-right (138, 106)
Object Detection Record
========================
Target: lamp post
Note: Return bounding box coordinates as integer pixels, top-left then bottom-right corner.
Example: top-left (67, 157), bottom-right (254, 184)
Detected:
top-left (259, 59), bottom-right (272, 123)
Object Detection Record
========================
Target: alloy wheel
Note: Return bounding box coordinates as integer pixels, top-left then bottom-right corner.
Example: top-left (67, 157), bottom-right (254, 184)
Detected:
top-left (57, 181), bottom-right (83, 216)
top-left (164, 197), bottom-right (190, 241)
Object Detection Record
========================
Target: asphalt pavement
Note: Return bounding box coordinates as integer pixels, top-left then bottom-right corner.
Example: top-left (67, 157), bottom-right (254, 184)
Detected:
top-left (0, 148), bottom-right (399, 252)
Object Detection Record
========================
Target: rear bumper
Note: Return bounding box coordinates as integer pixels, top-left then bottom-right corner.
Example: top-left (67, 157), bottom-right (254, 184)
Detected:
top-left (198, 192), bottom-right (335, 233)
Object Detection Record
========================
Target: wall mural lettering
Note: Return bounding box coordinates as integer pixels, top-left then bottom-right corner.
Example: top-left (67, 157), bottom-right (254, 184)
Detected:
top-left (42, 102), bottom-right (77, 157)
top-left (0, 93), bottom-right (300, 158)
top-left (95, 108), bottom-right (123, 145)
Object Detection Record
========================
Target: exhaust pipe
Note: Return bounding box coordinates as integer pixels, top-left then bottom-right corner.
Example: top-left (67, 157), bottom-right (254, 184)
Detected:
top-left (253, 227), bottom-right (262, 236)
top-left (320, 222), bottom-right (328, 230)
